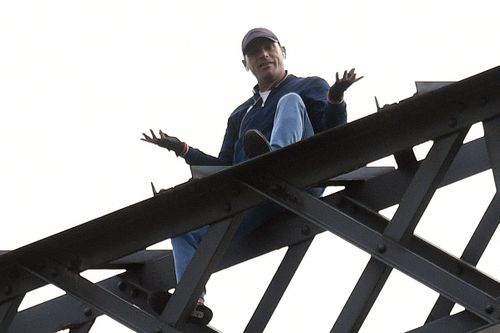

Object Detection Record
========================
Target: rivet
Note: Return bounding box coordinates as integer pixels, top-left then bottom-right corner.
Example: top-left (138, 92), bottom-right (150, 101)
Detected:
top-left (377, 243), bottom-right (387, 253)
top-left (83, 307), bottom-right (93, 317)
top-left (117, 281), bottom-right (127, 291)
top-left (455, 264), bottom-right (463, 275)
top-left (154, 329), bottom-right (162, 333)
top-left (485, 305), bottom-right (494, 314)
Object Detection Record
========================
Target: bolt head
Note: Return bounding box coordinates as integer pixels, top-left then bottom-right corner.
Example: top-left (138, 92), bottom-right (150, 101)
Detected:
top-left (117, 281), bottom-right (127, 291)
top-left (83, 307), bottom-right (93, 317)
top-left (377, 243), bottom-right (387, 253)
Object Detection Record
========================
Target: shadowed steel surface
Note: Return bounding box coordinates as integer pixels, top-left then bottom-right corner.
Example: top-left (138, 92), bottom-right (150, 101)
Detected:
top-left (244, 239), bottom-right (313, 333)
top-left (333, 130), bottom-right (469, 332)
top-left (0, 67), bottom-right (499, 332)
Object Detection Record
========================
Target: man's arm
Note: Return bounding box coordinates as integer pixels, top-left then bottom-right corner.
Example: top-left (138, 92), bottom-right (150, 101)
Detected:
top-left (142, 116), bottom-right (239, 167)
top-left (303, 68), bottom-right (362, 132)
top-left (142, 129), bottom-right (225, 166)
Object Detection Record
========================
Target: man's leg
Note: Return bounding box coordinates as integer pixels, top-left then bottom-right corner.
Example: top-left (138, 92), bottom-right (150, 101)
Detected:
top-left (171, 226), bottom-right (209, 284)
top-left (171, 93), bottom-right (315, 299)
top-left (244, 92), bottom-right (314, 158)
top-left (270, 92), bottom-right (314, 150)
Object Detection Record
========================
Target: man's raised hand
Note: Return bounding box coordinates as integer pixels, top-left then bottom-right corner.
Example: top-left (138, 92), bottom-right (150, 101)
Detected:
top-left (328, 68), bottom-right (363, 103)
top-left (141, 129), bottom-right (188, 156)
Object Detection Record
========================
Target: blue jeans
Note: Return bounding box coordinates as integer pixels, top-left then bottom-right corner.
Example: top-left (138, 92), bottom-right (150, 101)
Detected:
top-left (171, 92), bottom-right (317, 287)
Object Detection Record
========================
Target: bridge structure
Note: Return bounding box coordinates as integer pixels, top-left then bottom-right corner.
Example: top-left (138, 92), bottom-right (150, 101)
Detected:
top-left (1, 66), bottom-right (500, 332)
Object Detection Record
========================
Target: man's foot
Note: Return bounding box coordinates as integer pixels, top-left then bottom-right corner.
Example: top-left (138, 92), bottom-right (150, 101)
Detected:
top-left (189, 300), bottom-right (213, 325)
top-left (148, 292), bottom-right (213, 325)
top-left (244, 129), bottom-right (272, 158)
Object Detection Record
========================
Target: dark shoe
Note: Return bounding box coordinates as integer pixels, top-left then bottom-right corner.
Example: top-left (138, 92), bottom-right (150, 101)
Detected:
top-left (189, 303), bottom-right (213, 325)
top-left (148, 291), bottom-right (213, 325)
top-left (244, 129), bottom-right (272, 158)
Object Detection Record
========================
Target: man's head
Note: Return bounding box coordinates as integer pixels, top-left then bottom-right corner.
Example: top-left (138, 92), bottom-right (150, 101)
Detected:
top-left (241, 28), bottom-right (287, 91)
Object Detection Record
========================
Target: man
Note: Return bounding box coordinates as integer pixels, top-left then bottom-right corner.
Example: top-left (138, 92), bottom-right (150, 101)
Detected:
top-left (142, 27), bottom-right (361, 321)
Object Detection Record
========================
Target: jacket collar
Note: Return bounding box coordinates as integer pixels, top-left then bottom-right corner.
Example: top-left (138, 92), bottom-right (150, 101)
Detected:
top-left (252, 71), bottom-right (289, 95)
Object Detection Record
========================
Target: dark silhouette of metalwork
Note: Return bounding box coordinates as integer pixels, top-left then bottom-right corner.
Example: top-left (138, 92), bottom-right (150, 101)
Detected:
top-left (1, 66), bottom-right (500, 332)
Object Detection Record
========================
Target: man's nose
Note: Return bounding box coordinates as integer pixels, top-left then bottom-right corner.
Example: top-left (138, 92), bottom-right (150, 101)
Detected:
top-left (257, 47), bottom-right (269, 58)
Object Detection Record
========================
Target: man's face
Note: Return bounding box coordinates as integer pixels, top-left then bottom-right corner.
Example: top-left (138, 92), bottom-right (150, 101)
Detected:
top-left (243, 38), bottom-right (286, 89)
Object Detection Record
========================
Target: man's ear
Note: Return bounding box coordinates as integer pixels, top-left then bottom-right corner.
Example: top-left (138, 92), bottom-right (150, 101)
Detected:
top-left (242, 59), bottom-right (249, 71)
top-left (281, 46), bottom-right (287, 59)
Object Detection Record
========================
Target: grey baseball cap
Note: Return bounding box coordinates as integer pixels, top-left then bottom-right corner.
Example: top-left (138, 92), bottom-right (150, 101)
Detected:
top-left (241, 28), bottom-right (280, 54)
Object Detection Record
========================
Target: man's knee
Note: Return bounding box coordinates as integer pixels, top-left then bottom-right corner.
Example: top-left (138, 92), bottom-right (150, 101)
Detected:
top-left (277, 92), bottom-right (306, 112)
top-left (171, 226), bottom-right (208, 249)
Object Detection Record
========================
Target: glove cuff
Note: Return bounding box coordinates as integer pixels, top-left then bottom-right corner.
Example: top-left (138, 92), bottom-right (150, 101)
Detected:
top-left (175, 142), bottom-right (189, 157)
top-left (327, 88), bottom-right (344, 104)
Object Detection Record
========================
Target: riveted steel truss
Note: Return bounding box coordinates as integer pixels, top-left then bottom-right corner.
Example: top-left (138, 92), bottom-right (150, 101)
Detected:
top-left (1, 66), bottom-right (500, 332)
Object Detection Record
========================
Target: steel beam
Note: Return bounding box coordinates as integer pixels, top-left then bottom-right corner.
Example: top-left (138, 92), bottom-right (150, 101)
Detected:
top-left (162, 216), bottom-right (242, 329)
top-left (406, 311), bottom-right (486, 333)
top-left (332, 130), bottom-right (470, 332)
top-left (426, 194), bottom-right (500, 322)
top-left (0, 295), bottom-right (24, 333)
top-left (68, 320), bottom-right (95, 333)
top-left (20, 261), bottom-right (178, 333)
top-left (425, 116), bottom-right (500, 323)
top-left (241, 175), bottom-right (500, 323)
top-left (0, 67), bottom-right (499, 332)
top-left (2, 67), bottom-right (500, 307)
top-left (469, 322), bottom-right (500, 333)
top-left (244, 239), bottom-right (313, 333)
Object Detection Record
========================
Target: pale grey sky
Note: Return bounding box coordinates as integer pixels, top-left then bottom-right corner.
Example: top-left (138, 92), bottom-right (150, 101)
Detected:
top-left (1, 1), bottom-right (499, 332)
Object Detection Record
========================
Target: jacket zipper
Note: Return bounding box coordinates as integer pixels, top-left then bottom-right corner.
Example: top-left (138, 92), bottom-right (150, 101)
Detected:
top-left (239, 95), bottom-right (261, 138)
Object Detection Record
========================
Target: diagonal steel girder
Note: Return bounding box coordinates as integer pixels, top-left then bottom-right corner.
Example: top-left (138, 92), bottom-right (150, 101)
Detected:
top-left (239, 174), bottom-right (500, 323)
top-left (20, 260), bottom-right (180, 333)
top-left (0, 135), bottom-right (494, 333)
top-left (331, 128), bottom-right (469, 332)
top-left (4, 134), bottom-right (498, 332)
top-left (425, 112), bottom-right (500, 324)
top-left (0, 66), bottom-right (499, 327)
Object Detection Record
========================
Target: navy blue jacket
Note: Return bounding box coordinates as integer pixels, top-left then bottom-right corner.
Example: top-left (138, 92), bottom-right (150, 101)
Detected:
top-left (184, 74), bottom-right (347, 166)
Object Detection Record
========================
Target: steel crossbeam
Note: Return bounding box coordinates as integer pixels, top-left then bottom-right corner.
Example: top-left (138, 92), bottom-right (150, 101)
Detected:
top-left (332, 129), bottom-right (469, 332)
top-left (162, 216), bottom-right (242, 328)
top-left (0, 66), bottom-right (499, 332)
top-left (1, 67), bottom-right (499, 304)
top-left (239, 175), bottom-right (500, 323)
top-left (425, 117), bottom-right (500, 325)
top-left (0, 295), bottom-right (24, 333)
top-left (407, 311), bottom-right (487, 333)
top-left (244, 239), bottom-right (313, 333)
top-left (20, 261), bottom-right (178, 333)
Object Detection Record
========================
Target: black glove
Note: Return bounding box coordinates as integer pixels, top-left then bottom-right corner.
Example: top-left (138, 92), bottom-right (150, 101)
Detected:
top-left (142, 129), bottom-right (187, 156)
top-left (328, 68), bottom-right (363, 103)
